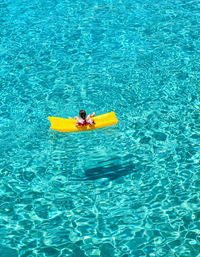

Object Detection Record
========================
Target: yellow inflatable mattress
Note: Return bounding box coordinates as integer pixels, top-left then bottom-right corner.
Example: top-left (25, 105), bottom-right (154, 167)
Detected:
top-left (48, 111), bottom-right (118, 132)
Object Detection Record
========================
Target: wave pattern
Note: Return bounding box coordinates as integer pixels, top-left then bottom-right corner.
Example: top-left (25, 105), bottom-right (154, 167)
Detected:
top-left (0, 0), bottom-right (200, 256)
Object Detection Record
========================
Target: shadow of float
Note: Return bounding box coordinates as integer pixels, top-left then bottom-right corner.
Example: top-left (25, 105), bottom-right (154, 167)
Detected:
top-left (82, 156), bottom-right (143, 181)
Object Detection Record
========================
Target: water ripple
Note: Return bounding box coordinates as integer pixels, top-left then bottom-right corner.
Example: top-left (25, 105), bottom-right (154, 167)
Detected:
top-left (1, 0), bottom-right (200, 256)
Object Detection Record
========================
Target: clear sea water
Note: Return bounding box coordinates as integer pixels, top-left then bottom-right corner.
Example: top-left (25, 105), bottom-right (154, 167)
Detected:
top-left (1, 0), bottom-right (200, 256)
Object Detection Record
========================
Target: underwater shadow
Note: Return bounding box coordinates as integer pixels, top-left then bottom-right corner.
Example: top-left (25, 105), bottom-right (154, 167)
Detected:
top-left (82, 161), bottom-right (141, 181)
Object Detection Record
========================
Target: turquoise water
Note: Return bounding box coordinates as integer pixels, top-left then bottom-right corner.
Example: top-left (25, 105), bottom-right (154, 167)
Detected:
top-left (1, 0), bottom-right (200, 256)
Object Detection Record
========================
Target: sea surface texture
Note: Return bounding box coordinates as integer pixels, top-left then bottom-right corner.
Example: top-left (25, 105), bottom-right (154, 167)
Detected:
top-left (1, 0), bottom-right (200, 256)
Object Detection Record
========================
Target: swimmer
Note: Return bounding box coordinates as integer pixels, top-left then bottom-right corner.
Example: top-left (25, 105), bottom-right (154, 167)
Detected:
top-left (69, 110), bottom-right (95, 126)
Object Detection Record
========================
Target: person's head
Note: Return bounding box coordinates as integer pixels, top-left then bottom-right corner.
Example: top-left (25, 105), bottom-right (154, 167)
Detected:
top-left (79, 110), bottom-right (86, 120)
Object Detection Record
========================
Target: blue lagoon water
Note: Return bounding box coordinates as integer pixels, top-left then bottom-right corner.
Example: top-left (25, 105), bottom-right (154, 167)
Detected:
top-left (1, 0), bottom-right (200, 256)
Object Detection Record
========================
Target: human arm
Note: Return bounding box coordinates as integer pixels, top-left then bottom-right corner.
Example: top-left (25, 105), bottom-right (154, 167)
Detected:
top-left (69, 116), bottom-right (79, 120)
top-left (87, 112), bottom-right (95, 119)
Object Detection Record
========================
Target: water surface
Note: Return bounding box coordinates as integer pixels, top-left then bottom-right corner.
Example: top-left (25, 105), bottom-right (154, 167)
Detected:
top-left (1, 0), bottom-right (200, 256)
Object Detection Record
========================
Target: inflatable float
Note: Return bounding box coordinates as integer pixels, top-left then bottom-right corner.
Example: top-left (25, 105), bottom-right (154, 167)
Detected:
top-left (48, 111), bottom-right (118, 132)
